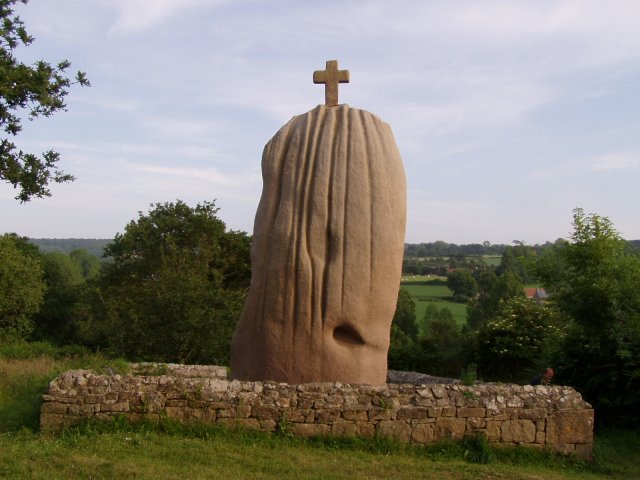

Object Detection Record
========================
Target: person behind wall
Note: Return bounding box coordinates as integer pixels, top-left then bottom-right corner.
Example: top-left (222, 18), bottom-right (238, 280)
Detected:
top-left (530, 367), bottom-right (554, 386)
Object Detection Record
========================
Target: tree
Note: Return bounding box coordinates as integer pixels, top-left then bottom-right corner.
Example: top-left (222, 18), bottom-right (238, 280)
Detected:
top-left (69, 249), bottom-right (101, 280)
top-left (32, 251), bottom-right (84, 344)
top-left (84, 200), bottom-right (251, 364)
top-left (392, 287), bottom-right (418, 341)
top-left (0, 233), bottom-right (45, 341)
top-left (496, 243), bottom-right (537, 284)
top-left (1, 0), bottom-right (90, 201)
top-left (420, 303), bottom-right (466, 378)
top-left (388, 287), bottom-right (420, 371)
top-left (475, 296), bottom-right (565, 382)
top-left (467, 270), bottom-right (524, 330)
top-left (446, 269), bottom-right (478, 303)
top-left (537, 208), bottom-right (640, 426)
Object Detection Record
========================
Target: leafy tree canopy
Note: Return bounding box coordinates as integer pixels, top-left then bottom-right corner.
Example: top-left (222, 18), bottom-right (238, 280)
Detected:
top-left (0, 233), bottom-right (45, 341)
top-left (1, 0), bottom-right (89, 201)
top-left (537, 208), bottom-right (640, 426)
top-left (446, 269), bottom-right (478, 303)
top-left (476, 296), bottom-right (565, 382)
top-left (392, 287), bottom-right (418, 341)
top-left (87, 200), bottom-right (251, 364)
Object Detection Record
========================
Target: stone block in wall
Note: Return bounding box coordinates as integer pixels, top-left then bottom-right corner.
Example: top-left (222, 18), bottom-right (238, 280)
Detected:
top-left (441, 406), bottom-right (456, 417)
top-left (368, 407), bottom-right (391, 421)
top-left (501, 419), bottom-right (536, 443)
top-left (252, 406), bottom-right (279, 421)
top-left (546, 410), bottom-right (594, 445)
top-left (433, 417), bottom-right (465, 440)
top-left (288, 408), bottom-right (314, 423)
top-left (431, 386), bottom-right (447, 399)
top-left (332, 420), bottom-right (357, 436)
top-left (297, 397), bottom-right (315, 409)
top-left (292, 423), bottom-right (331, 438)
top-left (259, 419), bottom-right (277, 432)
top-left (457, 407), bottom-right (485, 418)
top-left (342, 409), bottom-right (368, 421)
top-left (356, 422), bottom-right (376, 438)
top-left (553, 443), bottom-right (576, 455)
top-left (411, 423), bottom-right (434, 444)
top-left (396, 406), bottom-right (427, 420)
top-left (377, 420), bottom-right (412, 443)
top-left (317, 409), bottom-right (341, 423)
top-left (466, 417), bottom-right (485, 429)
top-left (165, 406), bottom-right (188, 421)
top-left (236, 405), bottom-right (252, 418)
top-left (483, 420), bottom-right (502, 442)
top-left (519, 408), bottom-right (548, 420)
top-left (217, 418), bottom-right (260, 431)
top-left (41, 402), bottom-right (68, 414)
top-left (84, 394), bottom-right (105, 404)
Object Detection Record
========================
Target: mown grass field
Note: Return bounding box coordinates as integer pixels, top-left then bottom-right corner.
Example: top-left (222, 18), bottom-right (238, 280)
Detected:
top-left (2, 343), bottom-right (640, 479)
top-left (401, 276), bottom-right (468, 326)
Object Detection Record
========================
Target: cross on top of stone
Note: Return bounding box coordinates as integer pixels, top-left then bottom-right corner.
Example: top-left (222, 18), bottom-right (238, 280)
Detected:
top-left (313, 60), bottom-right (350, 107)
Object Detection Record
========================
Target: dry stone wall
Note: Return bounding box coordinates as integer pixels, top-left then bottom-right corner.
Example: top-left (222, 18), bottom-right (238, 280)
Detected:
top-left (40, 364), bottom-right (594, 460)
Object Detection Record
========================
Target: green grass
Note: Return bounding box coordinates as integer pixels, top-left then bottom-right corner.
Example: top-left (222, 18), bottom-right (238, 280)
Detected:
top-left (401, 277), bottom-right (468, 326)
top-left (2, 343), bottom-right (640, 479)
top-left (483, 255), bottom-right (502, 267)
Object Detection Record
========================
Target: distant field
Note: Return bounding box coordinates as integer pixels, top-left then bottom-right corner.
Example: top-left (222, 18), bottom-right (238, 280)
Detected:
top-left (401, 276), bottom-right (468, 326)
top-left (483, 255), bottom-right (501, 267)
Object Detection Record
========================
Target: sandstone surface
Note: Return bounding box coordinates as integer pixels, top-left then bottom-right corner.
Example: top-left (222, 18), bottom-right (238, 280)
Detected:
top-left (231, 104), bottom-right (406, 384)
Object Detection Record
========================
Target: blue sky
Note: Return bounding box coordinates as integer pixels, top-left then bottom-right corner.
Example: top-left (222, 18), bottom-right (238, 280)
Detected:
top-left (2, 0), bottom-right (639, 244)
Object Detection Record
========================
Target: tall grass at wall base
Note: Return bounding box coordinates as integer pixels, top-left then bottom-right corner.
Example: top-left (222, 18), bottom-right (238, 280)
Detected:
top-left (0, 341), bottom-right (128, 433)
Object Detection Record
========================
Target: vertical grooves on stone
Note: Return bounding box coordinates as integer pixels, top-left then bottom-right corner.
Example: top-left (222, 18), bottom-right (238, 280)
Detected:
top-left (341, 106), bottom-right (352, 311)
top-left (309, 108), bottom-right (329, 339)
top-left (361, 109), bottom-right (374, 295)
top-left (278, 123), bottom-right (300, 337)
top-left (296, 107), bottom-right (324, 347)
top-left (321, 107), bottom-right (340, 322)
top-left (288, 110), bottom-right (310, 348)
top-left (258, 124), bottom-right (294, 330)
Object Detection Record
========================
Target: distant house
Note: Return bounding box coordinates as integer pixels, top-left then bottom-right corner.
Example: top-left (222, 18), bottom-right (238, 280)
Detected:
top-left (523, 287), bottom-right (549, 303)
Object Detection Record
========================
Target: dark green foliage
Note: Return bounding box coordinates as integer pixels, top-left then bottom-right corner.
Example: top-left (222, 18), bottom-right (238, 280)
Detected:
top-left (392, 288), bottom-right (418, 341)
top-left (467, 270), bottom-right (524, 331)
top-left (475, 296), bottom-right (565, 382)
top-left (0, 233), bottom-right (45, 342)
top-left (32, 251), bottom-right (88, 344)
top-left (1, 0), bottom-right (90, 201)
top-left (388, 288), bottom-right (421, 370)
top-left (537, 209), bottom-right (640, 426)
top-left (446, 269), bottom-right (478, 303)
top-left (420, 303), bottom-right (466, 377)
top-left (82, 200), bottom-right (251, 365)
top-left (496, 243), bottom-right (537, 284)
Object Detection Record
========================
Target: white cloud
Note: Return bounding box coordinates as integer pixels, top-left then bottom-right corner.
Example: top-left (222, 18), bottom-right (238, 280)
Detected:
top-left (107, 0), bottom-right (228, 36)
top-left (126, 163), bottom-right (256, 187)
top-left (590, 152), bottom-right (640, 172)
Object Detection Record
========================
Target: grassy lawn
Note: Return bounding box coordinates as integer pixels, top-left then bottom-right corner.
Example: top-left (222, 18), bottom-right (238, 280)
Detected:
top-left (401, 276), bottom-right (468, 326)
top-left (2, 344), bottom-right (640, 479)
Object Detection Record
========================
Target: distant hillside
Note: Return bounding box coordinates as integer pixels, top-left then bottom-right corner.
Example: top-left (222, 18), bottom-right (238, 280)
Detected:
top-left (29, 238), bottom-right (112, 258)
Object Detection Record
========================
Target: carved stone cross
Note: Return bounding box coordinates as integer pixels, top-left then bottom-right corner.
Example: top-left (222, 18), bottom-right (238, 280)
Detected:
top-left (313, 60), bottom-right (350, 107)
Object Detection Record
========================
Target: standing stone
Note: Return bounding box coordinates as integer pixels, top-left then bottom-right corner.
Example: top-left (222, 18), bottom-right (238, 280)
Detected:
top-left (230, 103), bottom-right (406, 384)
